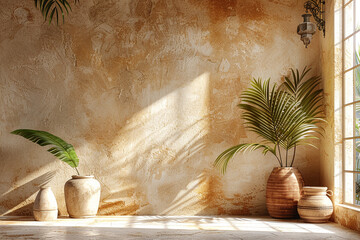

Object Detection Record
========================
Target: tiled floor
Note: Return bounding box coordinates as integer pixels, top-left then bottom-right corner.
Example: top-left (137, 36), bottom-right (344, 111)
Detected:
top-left (0, 216), bottom-right (359, 239)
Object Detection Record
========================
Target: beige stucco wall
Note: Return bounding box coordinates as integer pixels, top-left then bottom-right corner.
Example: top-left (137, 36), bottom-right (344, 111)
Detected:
top-left (0, 0), bottom-right (321, 216)
top-left (320, 0), bottom-right (336, 196)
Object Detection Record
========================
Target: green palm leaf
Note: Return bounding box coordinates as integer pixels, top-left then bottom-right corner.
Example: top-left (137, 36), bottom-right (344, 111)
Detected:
top-left (280, 67), bottom-right (324, 166)
top-left (281, 67), bottom-right (324, 119)
top-left (11, 129), bottom-right (80, 175)
top-left (215, 67), bottom-right (324, 173)
top-left (214, 143), bottom-right (276, 175)
top-left (34, 0), bottom-right (79, 24)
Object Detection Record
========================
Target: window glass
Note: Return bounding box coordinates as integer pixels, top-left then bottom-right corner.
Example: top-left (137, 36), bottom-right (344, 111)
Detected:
top-left (345, 69), bottom-right (354, 104)
top-left (343, 0), bottom-right (360, 206)
top-left (345, 36), bottom-right (354, 70)
top-left (355, 66), bottom-right (360, 100)
top-left (344, 105), bottom-right (354, 138)
top-left (345, 172), bottom-right (354, 204)
top-left (356, 0), bottom-right (360, 31)
top-left (345, 1), bottom-right (354, 37)
top-left (344, 139), bottom-right (354, 171)
top-left (356, 173), bottom-right (360, 204)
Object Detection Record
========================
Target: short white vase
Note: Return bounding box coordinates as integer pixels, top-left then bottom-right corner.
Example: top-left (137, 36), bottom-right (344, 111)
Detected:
top-left (33, 187), bottom-right (58, 221)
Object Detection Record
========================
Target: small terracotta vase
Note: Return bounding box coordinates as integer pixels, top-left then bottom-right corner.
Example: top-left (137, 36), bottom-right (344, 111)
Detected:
top-left (64, 175), bottom-right (101, 218)
top-left (266, 167), bottom-right (304, 218)
top-left (297, 186), bottom-right (333, 223)
top-left (33, 186), bottom-right (58, 221)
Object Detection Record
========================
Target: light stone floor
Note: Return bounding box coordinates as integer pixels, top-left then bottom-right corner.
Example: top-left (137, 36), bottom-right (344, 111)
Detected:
top-left (0, 216), bottom-right (359, 240)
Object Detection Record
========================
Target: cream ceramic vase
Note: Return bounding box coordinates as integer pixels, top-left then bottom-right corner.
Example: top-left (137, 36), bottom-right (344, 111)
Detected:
top-left (33, 187), bottom-right (58, 221)
top-left (297, 186), bottom-right (333, 223)
top-left (64, 175), bottom-right (101, 218)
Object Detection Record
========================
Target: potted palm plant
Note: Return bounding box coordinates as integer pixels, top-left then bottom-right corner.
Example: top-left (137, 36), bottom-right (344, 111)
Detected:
top-left (215, 67), bottom-right (324, 218)
top-left (11, 129), bottom-right (101, 218)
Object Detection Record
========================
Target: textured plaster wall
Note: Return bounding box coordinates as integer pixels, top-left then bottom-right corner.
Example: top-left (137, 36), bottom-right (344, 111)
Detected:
top-left (0, 0), bottom-right (321, 216)
top-left (319, 0), bottom-right (336, 199)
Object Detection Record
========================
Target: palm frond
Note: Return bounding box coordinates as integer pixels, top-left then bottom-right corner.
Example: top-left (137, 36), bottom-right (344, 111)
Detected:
top-left (281, 66), bottom-right (324, 119)
top-left (34, 0), bottom-right (79, 25)
top-left (11, 129), bottom-right (80, 174)
top-left (214, 143), bottom-right (276, 174)
top-left (215, 67), bottom-right (325, 173)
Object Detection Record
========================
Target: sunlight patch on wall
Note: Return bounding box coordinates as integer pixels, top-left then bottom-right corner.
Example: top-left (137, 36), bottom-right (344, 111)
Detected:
top-left (98, 72), bottom-right (211, 214)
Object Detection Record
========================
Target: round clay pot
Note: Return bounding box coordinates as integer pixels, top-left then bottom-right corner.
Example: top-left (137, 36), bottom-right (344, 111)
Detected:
top-left (64, 175), bottom-right (101, 218)
top-left (297, 186), bottom-right (333, 223)
top-left (266, 167), bottom-right (304, 218)
top-left (33, 186), bottom-right (58, 221)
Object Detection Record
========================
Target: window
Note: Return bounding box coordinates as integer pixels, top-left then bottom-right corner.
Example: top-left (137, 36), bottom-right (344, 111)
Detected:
top-left (342, 0), bottom-right (360, 206)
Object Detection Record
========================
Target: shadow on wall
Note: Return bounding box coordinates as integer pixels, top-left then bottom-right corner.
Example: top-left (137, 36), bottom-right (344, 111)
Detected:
top-left (96, 72), bottom-right (213, 215)
top-left (94, 71), bottom-right (257, 216)
top-left (0, 171), bottom-right (56, 216)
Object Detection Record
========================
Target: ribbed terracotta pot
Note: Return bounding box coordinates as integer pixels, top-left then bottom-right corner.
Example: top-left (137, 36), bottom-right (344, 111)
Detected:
top-left (266, 167), bottom-right (304, 218)
top-left (297, 186), bottom-right (333, 223)
top-left (33, 186), bottom-right (58, 221)
top-left (64, 175), bottom-right (101, 218)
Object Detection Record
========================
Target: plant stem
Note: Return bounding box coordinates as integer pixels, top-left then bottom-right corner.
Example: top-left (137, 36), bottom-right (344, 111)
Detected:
top-left (277, 144), bottom-right (283, 167)
top-left (290, 145), bottom-right (297, 167)
top-left (75, 167), bottom-right (80, 175)
top-left (274, 154), bottom-right (282, 167)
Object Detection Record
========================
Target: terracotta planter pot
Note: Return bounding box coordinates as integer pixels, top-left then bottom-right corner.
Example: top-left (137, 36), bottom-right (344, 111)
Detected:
top-left (64, 175), bottom-right (101, 218)
top-left (33, 187), bottom-right (58, 221)
top-left (297, 186), bottom-right (333, 223)
top-left (266, 167), bottom-right (304, 218)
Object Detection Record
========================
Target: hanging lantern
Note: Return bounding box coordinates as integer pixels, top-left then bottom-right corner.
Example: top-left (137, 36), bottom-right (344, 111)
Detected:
top-left (297, 0), bottom-right (325, 47)
top-left (297, 14), bottom-right (316, 48)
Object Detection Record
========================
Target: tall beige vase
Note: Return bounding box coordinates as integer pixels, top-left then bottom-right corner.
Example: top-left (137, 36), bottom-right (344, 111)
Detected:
top-left (297, 186), bottom-right (333, 223)
top-left (33, 187), bottom-right (58, 221)
top-left (64, 175), bottom-right (101, 218)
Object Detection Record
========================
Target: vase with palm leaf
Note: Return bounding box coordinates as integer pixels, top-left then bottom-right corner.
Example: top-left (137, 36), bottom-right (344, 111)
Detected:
top-left (11, 129), bottom-right (101, 218)
top-left (214, 67), bottom-right (324, 218)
